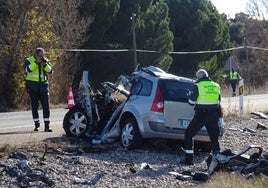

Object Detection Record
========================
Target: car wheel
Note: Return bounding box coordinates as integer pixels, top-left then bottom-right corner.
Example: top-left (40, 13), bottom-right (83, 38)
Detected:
top-left (63, 106), bottom-right (91, 137)
top-left (120, 117), bottom-right (142, 150)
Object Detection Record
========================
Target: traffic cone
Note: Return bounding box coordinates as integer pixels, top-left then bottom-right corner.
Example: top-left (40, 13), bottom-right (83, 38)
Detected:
top-left (67, 87), bottom-right (75, 109)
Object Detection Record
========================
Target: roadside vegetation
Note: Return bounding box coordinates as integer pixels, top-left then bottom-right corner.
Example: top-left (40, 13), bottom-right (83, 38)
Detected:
top-left (0, 0), bottom-right (267, 112)
top-left (199, 172), bottom-right (268, 188)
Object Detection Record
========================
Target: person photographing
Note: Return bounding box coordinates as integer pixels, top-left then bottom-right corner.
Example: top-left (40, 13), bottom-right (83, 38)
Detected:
top-left (23, 47), bottom-right (54, 132)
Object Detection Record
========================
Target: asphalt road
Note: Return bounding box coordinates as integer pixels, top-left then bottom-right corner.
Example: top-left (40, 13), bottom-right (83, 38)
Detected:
top-left (0, 108), bottom-right (68, 146)
top-left (221, 94), bottom-right (268, 114)
top-left (0, 108), bottom-right (67, 129)
top-left (0, 94), bottom-right (267, 146)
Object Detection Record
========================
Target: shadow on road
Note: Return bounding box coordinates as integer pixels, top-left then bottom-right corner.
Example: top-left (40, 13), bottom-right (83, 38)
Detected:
top-left (0, 131), bottom-right (40, 135)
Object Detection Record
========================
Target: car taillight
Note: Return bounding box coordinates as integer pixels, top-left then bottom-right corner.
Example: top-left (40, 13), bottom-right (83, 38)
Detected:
top-left (151, 87), bottom-right (164, 113)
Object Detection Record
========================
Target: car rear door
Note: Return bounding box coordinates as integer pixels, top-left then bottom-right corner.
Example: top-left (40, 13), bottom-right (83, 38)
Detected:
top-left (158, 79), bottom-right (195, 130)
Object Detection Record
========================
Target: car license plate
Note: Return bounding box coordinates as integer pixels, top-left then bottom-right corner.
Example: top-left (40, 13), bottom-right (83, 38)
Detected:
top-left (179, 119), bottom-right (191, 128)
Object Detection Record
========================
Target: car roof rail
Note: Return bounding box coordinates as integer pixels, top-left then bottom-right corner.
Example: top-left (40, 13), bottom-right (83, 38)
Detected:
top-left (140, 68), bottom-right (158, 77)
top-left (141, 65), bottom-right (168, 77)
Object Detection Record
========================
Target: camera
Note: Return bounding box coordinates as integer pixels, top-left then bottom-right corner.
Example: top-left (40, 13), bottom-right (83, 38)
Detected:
top-left (40, 56), bottom-right (47, 63)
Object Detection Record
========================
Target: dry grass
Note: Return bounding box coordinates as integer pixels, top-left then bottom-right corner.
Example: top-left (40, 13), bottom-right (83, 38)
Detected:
top-left (197, 172), bottom-right (268, 188)
top-left (50, 103), bottom-right (67, 109)
top-left (221, 82), bottom-right (268, 98)
top-left (0, 138), bottom-right (88, 156)
top-left (220, 82), bottom-right (268, 115)
top-left (0, 144), bottom-right (12, 153)
top-left (0, 140), bottom-right (76, 165)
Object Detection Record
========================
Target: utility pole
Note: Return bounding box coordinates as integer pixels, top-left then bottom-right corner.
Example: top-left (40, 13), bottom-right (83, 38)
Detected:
top-left (244, 37), bottom-right (250, 94)
top-left (131, 12), bottom-right (137, 70)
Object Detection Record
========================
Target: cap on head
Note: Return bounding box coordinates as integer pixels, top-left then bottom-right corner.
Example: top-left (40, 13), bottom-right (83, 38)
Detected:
top-left (35, 47), bottom-right (45, 56)
top-left (196, 69), bottom-right (208, 79)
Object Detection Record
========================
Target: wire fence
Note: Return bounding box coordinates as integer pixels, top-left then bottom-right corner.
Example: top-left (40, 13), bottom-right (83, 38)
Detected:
top-left (1, 45), bottom-right (268, 54)
top-left (55, 45), bottom-right (268, 54)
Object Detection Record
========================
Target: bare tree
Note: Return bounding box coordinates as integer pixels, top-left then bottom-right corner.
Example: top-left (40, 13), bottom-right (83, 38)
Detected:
top-left (234, 1), bottom-right (268, 89)
top-left (40, 0), bottom-right (92, 104)
top-left (0, 0), bottom-right (92, 110)
top-left (0, 0), bottom-right (35, 110)
top-left (247, 0), bottom-right (268, 20)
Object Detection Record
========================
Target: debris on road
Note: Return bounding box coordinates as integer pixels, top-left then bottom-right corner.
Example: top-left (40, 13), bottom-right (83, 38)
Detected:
top-left (0, 158), bottom-right (55, 187)
top-left (250, 112), bottom-right (268, 119)
top-left (169, 171), bottom-right (209, 181)
top-left (140, 162), bottom-right (151, 170)
top-left (169, 171), bottom-right (192, 181)
top-left (243, 127), bottom-right (256, 134)
top-left (256, 122), bottom-right (267, 130)
top-left (207, 145), bottom-right (268, 178)
top-left (0, 114), bottom-right (267, 187)
top-left (228, 127), bottom-right (242, 132)
top-left (74, 171), bottom-right (106, 185)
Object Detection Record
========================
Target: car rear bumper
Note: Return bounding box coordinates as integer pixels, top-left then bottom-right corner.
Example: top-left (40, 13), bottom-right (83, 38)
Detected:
top-left (139, 121), bottom-right (222, 142)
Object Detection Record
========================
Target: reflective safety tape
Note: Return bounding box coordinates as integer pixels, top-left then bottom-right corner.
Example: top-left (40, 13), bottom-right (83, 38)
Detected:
top-left (33, 118), bottom-right (40, 122)
top-left (43, 118), bottom-right (50, 121)
top-left (27, 74), bottom-right (40, 78)
top-left (25, 67), bottom-right (32, 73)
top-left (197, 101), bottom-right (219, 105)
top-left (188, 99), bottom-right (196, 105)
top-left (184, 149), bottom-right (194, 154)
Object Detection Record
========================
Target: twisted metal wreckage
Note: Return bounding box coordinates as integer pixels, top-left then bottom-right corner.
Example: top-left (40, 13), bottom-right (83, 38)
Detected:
top-left (63, 70), bottom-right (130, 143)
top-left (207, 145), bottom-right (268, 178)
top-left (63, 69), bottom-right (268, 179)
top-left (0, 151), bottom-right (55, 187)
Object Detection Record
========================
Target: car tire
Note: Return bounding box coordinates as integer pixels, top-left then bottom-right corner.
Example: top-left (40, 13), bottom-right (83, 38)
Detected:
top-left (120, 117), bottom-right (142, 150)
top-left (63, 106), bottom-right (91, 137)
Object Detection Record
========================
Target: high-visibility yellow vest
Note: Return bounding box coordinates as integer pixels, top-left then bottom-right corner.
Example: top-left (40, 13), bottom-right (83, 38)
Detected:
top-left (229, 71), bottom-right (239, 80)
top-left (25, 56), bottom-right (52, 82)
top-left (196, 81), bottom-right (220, 105)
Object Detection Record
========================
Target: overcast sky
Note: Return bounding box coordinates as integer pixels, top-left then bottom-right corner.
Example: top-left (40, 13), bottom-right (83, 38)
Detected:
top-left (210, 0), bottom-right (248, 18)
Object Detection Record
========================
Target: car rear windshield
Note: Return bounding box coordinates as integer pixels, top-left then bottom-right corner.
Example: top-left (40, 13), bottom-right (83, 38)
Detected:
top-left (158, 79), bottom-right (194, 102)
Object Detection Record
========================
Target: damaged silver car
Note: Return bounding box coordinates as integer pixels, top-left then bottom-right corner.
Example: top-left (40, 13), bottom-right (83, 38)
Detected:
top-left (63, 66), bottom-right (224, 150)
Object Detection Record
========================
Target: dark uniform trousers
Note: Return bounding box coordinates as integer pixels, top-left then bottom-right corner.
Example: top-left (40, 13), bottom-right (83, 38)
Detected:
top-left (184, 108), bottom-right (220, 153)
top-left (28, 87), bottom-right (50, 125)
top-left (230, 80), bottom-right (238, 94)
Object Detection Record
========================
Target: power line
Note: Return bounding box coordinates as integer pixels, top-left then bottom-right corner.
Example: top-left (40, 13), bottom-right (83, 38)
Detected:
top-left (248, 46), bottom-right (268, 51)
top-left (169, 46), bottom-right (245, 54)
top-left (39, 45), bottom-right (268, 54)
top-left (1, 45), bottom-right (268, 53)
top-left (58, 49), bottom-right (131, 52)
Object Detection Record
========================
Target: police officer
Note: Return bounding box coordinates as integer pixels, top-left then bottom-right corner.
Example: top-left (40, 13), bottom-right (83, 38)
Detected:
top-left (181, 69), bottom-right (221, 165)
top-left (229, 68), bottom-right (241, 97)
top-left (23, 48), bottom-right (54, 132)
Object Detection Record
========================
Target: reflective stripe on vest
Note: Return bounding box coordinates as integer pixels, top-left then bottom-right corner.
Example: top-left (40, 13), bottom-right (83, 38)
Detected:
top-left (25, 56), bottom-right (47, 82)
top-left (196, 81), bottom-right (220, 105)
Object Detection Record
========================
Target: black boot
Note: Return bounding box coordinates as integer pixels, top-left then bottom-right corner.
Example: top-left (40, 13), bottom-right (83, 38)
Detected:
top-left (180, 153), bottom-right (193, 165)
top-left (34, 121), bottom-right (40, 131)
top-left (44, 124), bottom-right (52, 132)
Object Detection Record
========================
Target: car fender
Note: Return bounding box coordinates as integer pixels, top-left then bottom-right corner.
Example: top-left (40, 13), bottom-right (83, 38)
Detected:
top-left (118, 105), bottom-right (146, 138)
